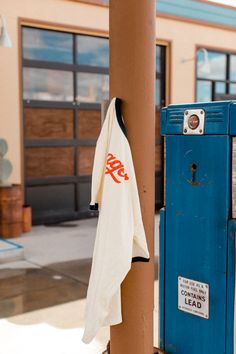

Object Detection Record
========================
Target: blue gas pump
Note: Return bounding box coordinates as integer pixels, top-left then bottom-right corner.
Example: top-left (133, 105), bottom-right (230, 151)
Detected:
top-left (160, 101), bottom-right (236, 354)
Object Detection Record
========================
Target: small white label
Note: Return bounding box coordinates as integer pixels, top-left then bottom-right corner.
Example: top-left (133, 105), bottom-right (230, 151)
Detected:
top-left (178, 276), bottom-right (209, 319)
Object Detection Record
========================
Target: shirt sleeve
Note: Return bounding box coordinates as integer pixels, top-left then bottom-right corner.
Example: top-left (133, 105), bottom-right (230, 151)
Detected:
top-left (90, 103), bottom-right (113, 210)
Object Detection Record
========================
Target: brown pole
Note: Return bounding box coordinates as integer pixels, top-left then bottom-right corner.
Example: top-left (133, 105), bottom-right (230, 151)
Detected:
top-left (109, 1), bottom-right (156, 353)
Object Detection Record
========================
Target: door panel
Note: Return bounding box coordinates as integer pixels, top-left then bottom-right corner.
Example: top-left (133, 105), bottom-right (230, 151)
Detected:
top-left (77, 146), bottom-right (95, 176)
top-left (77, 181), bottom-right (92, 212)
top-left (77, 109), bottom-right (101, 140)
top-left (165, 135), bottom-right (230, 354)
top-left (25, 108), bottom-right (74, 139)
top-left (26, 184), bottom-right (75, 221)
top-left (25, 147), bottom-right (74, 178)
top-left (22, 27), bottom-right (110, 224)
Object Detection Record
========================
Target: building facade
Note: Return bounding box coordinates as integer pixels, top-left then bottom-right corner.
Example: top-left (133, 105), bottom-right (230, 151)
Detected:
top-left (1, 0), bottom-right (236, 224)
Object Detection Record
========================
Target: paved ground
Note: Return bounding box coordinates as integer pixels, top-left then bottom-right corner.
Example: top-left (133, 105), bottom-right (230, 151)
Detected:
top-left (0, 215), bottom-right (160, 354)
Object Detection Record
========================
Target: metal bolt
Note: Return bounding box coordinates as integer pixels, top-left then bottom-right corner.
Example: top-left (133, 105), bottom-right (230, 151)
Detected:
top-left (199, 129), bottom-right (202, 133)
top-left (184, 128), bottom-right (187, 133)
top-left (200, 110), bottom-right (204, 114)
top-left (185, 111), bottom-right (188, 115)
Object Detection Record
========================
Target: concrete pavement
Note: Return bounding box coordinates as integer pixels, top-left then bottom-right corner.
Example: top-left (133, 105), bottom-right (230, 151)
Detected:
top-left (0, 215), bottom-right (160, 354)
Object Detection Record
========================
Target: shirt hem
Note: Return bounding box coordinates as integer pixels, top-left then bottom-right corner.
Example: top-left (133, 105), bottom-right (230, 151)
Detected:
top-left (132, 257), bottom-right (150, 263)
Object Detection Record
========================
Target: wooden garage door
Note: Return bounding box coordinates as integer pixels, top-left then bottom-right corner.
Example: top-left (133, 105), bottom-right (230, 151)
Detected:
top-left (22, 26), bottom-right (109, 224)
top-left (24, 106), bottom-right (102, 224)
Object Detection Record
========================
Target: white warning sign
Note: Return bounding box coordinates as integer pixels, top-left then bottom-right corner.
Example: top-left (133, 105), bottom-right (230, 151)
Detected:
top-left (178, 276), bottom-right (209, 319)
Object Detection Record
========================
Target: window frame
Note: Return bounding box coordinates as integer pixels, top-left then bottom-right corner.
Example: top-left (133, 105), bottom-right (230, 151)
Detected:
top-left (196, 47), bottom-right (236, 102)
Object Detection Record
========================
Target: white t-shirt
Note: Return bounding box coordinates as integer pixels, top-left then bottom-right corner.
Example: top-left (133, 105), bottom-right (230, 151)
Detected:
top-left (82, 97), bottom-right (150, 344)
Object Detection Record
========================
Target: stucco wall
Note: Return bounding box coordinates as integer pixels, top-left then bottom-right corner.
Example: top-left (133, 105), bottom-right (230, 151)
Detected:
top-left (1, 0), bottom-right (236, 185)
top-left (157, 16), bottom-right (236, 104)
top-left (0, 0), bottom-right (109, 185)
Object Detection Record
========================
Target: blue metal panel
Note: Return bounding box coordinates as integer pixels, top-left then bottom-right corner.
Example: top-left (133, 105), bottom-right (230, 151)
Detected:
top-left (159, 208), bottom-right (166, 349)
top-left (161, 101), bottom-right (232, 136)
top-left (164, 135), bottom-right (230, 354)
top-left (156, 0), bottom-right (236, 29)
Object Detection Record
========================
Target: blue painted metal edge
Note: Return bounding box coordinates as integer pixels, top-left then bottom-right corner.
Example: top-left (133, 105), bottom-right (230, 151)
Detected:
top-left (0, 237), bottom-right (24, 253)
top-left (157, 0), bottom-right (236, 30)
top-left (226, 220), bottom-right (236, 354)
top-left (229, 103), bottom-right (236, 136)
top-left (160, 107), bottom-right (167, 136)
top-left (159, 207), bottom-right (166, 350)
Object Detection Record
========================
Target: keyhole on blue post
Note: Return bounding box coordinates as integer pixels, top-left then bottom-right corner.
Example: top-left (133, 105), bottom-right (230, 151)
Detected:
top-left (191, 163), bottom-right (197, 185)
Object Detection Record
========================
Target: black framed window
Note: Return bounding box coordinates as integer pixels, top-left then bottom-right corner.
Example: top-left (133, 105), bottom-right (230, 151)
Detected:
top-left (196, 49), bottom-right (236, 102)
top-left (22, 27), bottom-right (109, 224)
top-left (22, 28), bottom-right (109, 104)
top-left (155, 45), bottom-right (166, 209)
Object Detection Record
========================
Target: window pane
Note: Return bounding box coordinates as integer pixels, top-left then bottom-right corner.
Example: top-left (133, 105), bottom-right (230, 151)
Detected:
top-left (76, 72), bottom-right (109, 103)
top-left (77, 109), bottom-right (101, 139)
top-left (156, 79), bottom-right (161, 106)
top-left (215, 82), bottom-right (226, 94)
top-left (196, 80), bottom-right (212, 102)
top-left (23, 68), bottom-right (73, 101)
top-left (26, 184), bottom-right (75, 215)
top-left (77, 35), bottom-right (109, 67)
top-left (78, 146), bottom-right (95, 176)
top-left (230, 55), bottom-right (236, 81)
top-left (230, 84), bottom-right (236, 94)
top-left (25, 147), bottom-right (74, 178)
top-left (156, 46), bottom-right (161, 73)
top-left (23, 27), bottom-right (73, 64)
top-left (197, 50), bottom-right (226, 80)
top-left (25, 108), bottom-right (74, 139)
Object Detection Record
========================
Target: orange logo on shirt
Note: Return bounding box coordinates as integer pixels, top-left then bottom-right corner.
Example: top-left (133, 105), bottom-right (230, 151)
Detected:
top-left (105, 153), bottom-right (129, 184)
